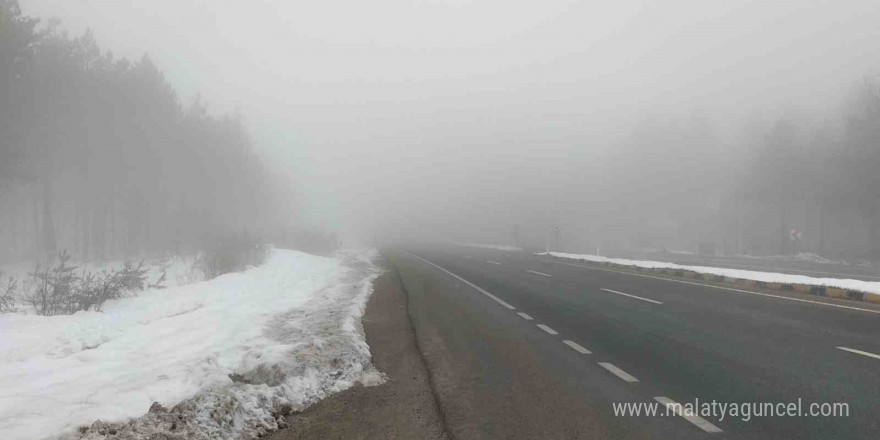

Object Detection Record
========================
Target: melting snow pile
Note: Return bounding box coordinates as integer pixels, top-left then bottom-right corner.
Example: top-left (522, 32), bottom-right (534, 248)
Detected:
top-left (541, 252), bottom-right (880, 296)
top-left (0, 248), bottom-right (382, 440)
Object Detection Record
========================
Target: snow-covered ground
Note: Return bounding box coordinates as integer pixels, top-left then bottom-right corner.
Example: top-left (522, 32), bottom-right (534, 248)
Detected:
top-left (455, 242), bottom-right (521, 251)
top-left (0, 248), bottom-right (382, 440)
top-left (541, 252), bottom-right (880, 297)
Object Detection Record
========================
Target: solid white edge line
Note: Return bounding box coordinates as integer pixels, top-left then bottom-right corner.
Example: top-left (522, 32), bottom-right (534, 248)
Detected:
top-left (598, 362), bottom-right (639, 383)
top-left (837, 346), bottom-right (880, 360)
top-left (410, 254), bottom-right (516, 310)
top-left (524, 269), bottom-right (552, 277)
top-left (563, 340), bottom-right (591, 354)
top-left (487, 260), bottom-right (502, 265)
top-left (517, 312), bottom-right (534, 320)
top-left (654, 397), bottom-right (723, 433)
top-left (548, 260), bottom-right (880, 315)
top-left (600, 288), bottom-right (663, 305)
top-left (536, 324), bottom-right (558, 335)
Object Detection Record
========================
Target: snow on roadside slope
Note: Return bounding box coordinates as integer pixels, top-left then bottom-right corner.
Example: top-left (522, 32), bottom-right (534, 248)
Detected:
top-left (0, 248), bottom-right (382, 440)
top-left (541, 251), bottom-right (880, 296)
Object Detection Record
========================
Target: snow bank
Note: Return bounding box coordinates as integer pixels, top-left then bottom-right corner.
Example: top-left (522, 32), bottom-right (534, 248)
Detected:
top-left (0, 248), bottom-right (382, 440)
top-left (541, 252), bottom-right (880, 296)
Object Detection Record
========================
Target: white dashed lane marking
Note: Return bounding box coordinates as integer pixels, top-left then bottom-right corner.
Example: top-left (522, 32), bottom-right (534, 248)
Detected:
top-left (523, 269), bottom-right (552, 277)
top-left (563, 340), bottom-right (591, 354)
top-left (536, 324), bottom-right (558, 335)
top-left (654, 397), bottom-right (724, 433)
top-left (837, 346), bottom-right (880, 361)
top-left (517, 312), bottom-right (534, 320)
top-left (598, 362), bottom-right (639, 383)
top-left (600, 288), bottom-right (663, 305)
top-left (487, 260), bottom-right (502, 265)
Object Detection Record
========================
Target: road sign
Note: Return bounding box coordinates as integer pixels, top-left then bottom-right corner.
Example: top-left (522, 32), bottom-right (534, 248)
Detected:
top-left (790, 229), bottom-right (802, 241)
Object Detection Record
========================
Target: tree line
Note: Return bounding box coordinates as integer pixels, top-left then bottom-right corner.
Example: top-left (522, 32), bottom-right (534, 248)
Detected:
top-left (602, 78), bottom-right (880, 260)
top-left (736, 79), bottom-right (880, 259)
top-left (1, 1), bottom-right (292, 263)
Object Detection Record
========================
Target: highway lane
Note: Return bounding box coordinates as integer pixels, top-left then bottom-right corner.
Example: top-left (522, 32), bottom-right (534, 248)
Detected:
top-left (387, 251), bottom-right (706, 440)
top-left (388, 244), bottom-right (880, 439)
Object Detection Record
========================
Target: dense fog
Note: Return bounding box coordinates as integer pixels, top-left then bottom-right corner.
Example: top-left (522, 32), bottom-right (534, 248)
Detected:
top-left (6, 0), bottom-right (880, 261)
top-left (0, 2), bottom-right (297, 263)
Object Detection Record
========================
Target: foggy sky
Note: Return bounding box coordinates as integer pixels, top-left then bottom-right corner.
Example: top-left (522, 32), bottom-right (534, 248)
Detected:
top-left (22, 0), bottom-right (880, 245)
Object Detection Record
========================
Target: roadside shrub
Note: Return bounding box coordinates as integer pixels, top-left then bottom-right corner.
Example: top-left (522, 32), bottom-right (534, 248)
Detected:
top-left (27, 250), bottom-right (78, 316)
top-left (75, 269), bottom-right (131, 312)
top-left (24, 251), bottom-right (153, 315)
top-left (116, 261), bottom-right (149, 291)
top-left (0, 274), bottom-right (17, 313)
top-left (74, 271), bottom-right (109, 313)
top-left (196, 238), bottom-right (268, 280)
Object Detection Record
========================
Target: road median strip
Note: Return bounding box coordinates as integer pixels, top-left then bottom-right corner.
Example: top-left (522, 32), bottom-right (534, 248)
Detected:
top-left (544, 254), bottom-right (880, 307)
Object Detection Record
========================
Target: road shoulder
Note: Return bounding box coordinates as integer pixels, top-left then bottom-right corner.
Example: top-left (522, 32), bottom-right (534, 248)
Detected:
top-left (266, 259), bottom-right (447, 440)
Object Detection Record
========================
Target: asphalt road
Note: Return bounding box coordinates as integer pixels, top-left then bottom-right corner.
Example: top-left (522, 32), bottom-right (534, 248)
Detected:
top-left (386, 244), bottom-right (880, 440)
